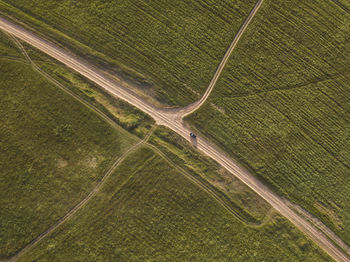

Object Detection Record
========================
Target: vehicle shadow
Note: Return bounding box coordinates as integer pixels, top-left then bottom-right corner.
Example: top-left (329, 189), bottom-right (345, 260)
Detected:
top-left (190, 137), bottom-right (197, 148)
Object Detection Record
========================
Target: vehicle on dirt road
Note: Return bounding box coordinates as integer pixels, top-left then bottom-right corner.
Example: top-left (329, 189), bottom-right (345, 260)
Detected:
top-left (190, 132), bottom-right (197, 139)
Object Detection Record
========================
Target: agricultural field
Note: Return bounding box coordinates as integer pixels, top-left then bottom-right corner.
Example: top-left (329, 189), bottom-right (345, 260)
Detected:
top-left (0, 30), bottom-right (21, 58)
top-left (148, 126), bottom-right (271, 222)
top-left (0, 0), bottom-right (256, 106)
top-left (334, 0), bottom-right (350, 11)
top-left (0, 31), bottom-right (332, 261)
top-left (17, 147), bottom-right (330, 262)
top-left (20, 40), bottom-right (155, 138)
top-left (187, 0), bottom-right (350, 244)
top-left (0, 33), bottom-right (139, 258)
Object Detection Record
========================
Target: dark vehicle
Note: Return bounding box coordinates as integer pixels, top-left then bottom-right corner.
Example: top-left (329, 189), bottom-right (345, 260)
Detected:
top-left (190, 132), bottom-right (197, 139)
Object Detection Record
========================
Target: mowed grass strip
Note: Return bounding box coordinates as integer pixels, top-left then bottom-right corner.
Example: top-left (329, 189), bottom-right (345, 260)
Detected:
top-left (1, 0), bottom-right (256, 106)
top-left (18, 147), bottom-right (330, 262)
top-left (0, 55), bottom-right (137, 258)
top-left (187, 0), bottom-right (350, 244)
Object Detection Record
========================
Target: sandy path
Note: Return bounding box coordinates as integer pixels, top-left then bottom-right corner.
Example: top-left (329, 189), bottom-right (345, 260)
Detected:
top-left (0, 6), bottom-right (349, 262)
top-left (161, 0), bottom-right (264, 118)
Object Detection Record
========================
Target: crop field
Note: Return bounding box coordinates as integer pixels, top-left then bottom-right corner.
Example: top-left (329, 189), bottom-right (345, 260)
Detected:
top-left (20, 40), bottom-right (155, 138)
top-left (0, 33), bottom-right (138, 259)
top-left (0, 30), bottom-right (21, 58)
top-left (334, 0), bottom-right (350, 11)
top-left (187, 0), bottom-right (350, 244)
top-left (17, 147), bottom-right (330, 262)
top-left (0, 0), bottom-right (256, 106)
top-left (148, 126), bottom-right (271, 222)
top-left (0, 31), bottom-right (331, 261)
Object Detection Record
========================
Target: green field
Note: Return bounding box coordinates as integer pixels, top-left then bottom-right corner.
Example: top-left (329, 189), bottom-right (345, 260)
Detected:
top-left (148, 126), bottom-right (271, 222)
top-left (0, 32), bottom-right (20, 58)
top-left (0, 31), bottom-right (332, 261)
top-left (187, 0), bottom-right (350, 244)
top-left (20, 40), bottom-right (155, 138)
top-left (0, 33), bottom-right (139, 258)
top-left (18, 147), bottom-right (330, 262)
top-left (0, 0), bottom-right (256, 106)
top-left (335, 0), bottom-right (350, 11)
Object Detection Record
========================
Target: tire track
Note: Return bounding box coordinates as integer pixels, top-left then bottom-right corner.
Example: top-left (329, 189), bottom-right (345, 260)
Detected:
top-left (6, 33), bottom-right (124, 133)
top-left (147, 143), bottom-right (272, 227)
top-left (5, 35), bottom-right (272, 259)
top-left (161, 0), bottom-right (264, 118)
top-left (8, 127), bottom-right (155, 262)
top-left (5, 35), bottom-right (154, 261)
top-left (1, 8), bottom-right (349, 261)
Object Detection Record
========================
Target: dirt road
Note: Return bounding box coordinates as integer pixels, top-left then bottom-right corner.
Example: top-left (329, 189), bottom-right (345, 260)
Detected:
top-left (164, 0), bottom-right (264, 118)
top-left (0, 9), bottom-right (349, 262)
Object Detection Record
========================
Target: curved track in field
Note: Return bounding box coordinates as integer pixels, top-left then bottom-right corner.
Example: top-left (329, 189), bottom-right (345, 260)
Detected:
top-left (1, 1), bottom-right (349, 260)
top-left (161, 0), bottom-right (264, 119)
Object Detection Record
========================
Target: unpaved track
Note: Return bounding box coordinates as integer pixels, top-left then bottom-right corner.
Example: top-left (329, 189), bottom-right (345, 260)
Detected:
top-left (164, 0), bottom-right (264, 118)
top-left (147, 143), bottom-right (270, 227)
top-left (0, 7), bottom-right (349, 262)
top-left (7, 126), bottom-right (155, 262)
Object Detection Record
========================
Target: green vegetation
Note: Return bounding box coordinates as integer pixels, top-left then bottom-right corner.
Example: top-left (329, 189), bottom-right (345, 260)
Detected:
top-left (0, 28), bottom-right (336, 261)
top-left (0, 3), bottom-right (346, 259)
top-left (1, 47), bottom-right (327, 259)
top-left (149, 126), bottom-right (271, 222)
top-left (0, 0), bottom-right (256, 106)
top-left (18, 147), bottom-right (330, 262)
top-left (335, 0), bottom-right (350, 11)
top-left (0, 35), bottom-right (138, 258)
top-left (187, 0), bottom-right (350, 244)
top-left (0, 31), bottom-right (22, 58)
top-left (21, 40), bottom-right (155, 138)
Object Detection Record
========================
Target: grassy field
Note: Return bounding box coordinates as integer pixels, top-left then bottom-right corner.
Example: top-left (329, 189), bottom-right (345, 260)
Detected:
top-left (0, 33), bottom-right (138, 259)
top-left (20, 40), bottom-right (155, 138)
top-left (187, 0), bottom-right (350, 244)
top-left (335, 0), bottom-right (350, 11)
top-left (1, 48), bottom-right (328, 259)
top-left (1, 30), bottom-right (155, 138)
top-left (0, 31), bottom-right (22, 58)
top-left (0, 0), bottom-right (257, 106)
top-left (0, 4), bottom-right (345, 259)
top-left (17, 147), bottom-right (330, 262)
top-left (148, 126), bottom-right (271, 222)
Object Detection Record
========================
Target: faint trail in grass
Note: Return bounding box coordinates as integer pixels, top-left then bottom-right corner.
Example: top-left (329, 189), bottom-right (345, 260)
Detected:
top-left (264, 98), bottom-right (350, 170)
top-left (226, 71), bottom-right (350, 99)
top-left (5, 34), bottom-right (156, 261)
top-left (286, 200), bottom-right (350, 256)
top-left (146, 143), bottom-right (273, 227)
top-left (161, 0), bottom-right (264, 118)
top-left (8, 127), bottom-right (155, 262)
top-left (6, 33), bottom-right (127, 133)
top-left (0, 55), bottom-right (25, 62)
top-left (2, 16), bottom-right (349, 262)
